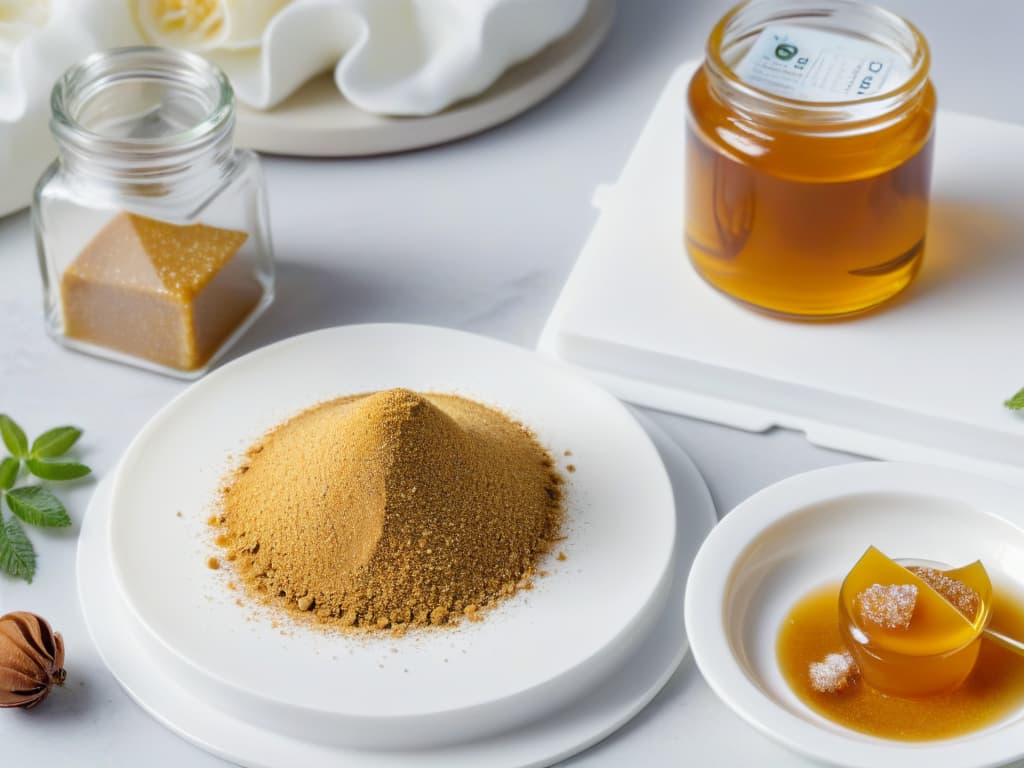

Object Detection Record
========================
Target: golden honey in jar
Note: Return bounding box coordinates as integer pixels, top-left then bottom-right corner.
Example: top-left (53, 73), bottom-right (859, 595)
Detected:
top-left (685, 0), bottom-right (936, 318)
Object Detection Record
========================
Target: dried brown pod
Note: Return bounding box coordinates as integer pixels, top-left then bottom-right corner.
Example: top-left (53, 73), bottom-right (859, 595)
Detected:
top-left (0, 612), bottom-right (66, 709)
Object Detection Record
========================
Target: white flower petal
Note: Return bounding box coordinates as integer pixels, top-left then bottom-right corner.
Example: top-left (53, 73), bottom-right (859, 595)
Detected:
top-left (212, 0), bottom-right (589, 115)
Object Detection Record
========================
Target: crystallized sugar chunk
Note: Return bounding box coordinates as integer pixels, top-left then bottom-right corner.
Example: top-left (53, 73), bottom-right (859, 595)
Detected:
top-left (809, 651), bottom-right (859, 694)
top-left (856, 583), bottom-right (918, 629)
top-left (907, 566), bottom-right (981, 620)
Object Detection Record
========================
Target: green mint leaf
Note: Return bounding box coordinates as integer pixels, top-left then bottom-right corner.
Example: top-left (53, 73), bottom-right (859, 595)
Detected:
top-left (25, 458), bottom-right (91, 482)
top-left (0, 415), bottom-right (28, 459)
top-left (30, 426), bottom-right (82, 459)
top-left (6, 486), bottom-right (72, 528)
top-left (0, 457), bottom-right (18, 491)
top-left (1005, 387), bottom-right (1024, 411)
top-left (0, 516), bottom-right (36, 582)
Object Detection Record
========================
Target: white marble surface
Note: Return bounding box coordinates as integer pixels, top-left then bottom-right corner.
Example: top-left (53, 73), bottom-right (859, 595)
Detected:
top-left (1, 1), bottom-right (1022, 765)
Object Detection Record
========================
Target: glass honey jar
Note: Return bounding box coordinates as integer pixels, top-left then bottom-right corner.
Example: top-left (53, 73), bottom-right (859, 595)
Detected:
top-left (685, 0), bottom-right (935, 318)
top-left (33, 47), bottom-right (274, 378)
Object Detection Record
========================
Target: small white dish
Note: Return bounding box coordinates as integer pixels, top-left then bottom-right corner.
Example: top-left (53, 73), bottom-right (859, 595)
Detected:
top-left (106, 323), bottom-right (678, 751)
top-left (80, 410), bottom-right (716, 767)
top-left (235, 0), bottom-right (613, 157)
top-left (685, 461), bottom-right (1024, 768)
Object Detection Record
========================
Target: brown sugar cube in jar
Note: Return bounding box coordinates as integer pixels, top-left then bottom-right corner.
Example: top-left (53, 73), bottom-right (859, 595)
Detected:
top-left (34, 48), bottom-right (275, 376)
top-left (60, 213), bottom-right (262, 372)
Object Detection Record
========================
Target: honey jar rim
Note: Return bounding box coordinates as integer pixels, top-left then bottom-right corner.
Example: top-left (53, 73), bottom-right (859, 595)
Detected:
top-left (704, 0), bottom-right (931, 127)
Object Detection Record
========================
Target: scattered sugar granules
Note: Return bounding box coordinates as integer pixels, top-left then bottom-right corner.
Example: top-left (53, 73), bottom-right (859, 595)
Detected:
top-left (809, 651), bottom-right (859, 694)
top-left (907, 566), bottom-right (980, 620)
top-left (856, 583), bottom-right (918, 630)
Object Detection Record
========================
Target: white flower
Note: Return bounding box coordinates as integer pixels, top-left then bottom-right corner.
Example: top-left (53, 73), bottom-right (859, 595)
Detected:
top-left (134, 0), bottom-right (293, 50)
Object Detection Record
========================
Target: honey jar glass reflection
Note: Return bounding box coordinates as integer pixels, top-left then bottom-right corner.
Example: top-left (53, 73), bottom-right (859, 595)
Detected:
top-left (685, 0), bottom-right (936, 318)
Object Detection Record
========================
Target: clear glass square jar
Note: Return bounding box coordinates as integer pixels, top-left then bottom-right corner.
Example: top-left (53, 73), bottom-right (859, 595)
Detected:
top-left (685, 0), bottom-right (935, 318)
top-left (33, 46), bottom-right (274, 378)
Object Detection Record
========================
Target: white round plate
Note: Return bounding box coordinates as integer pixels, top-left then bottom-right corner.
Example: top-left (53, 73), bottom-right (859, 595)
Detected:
top-left (79, 408), bottom-right (715, 767)
top-left (235, 0), bottom-right (614, 157)
top-left (685, 462), bottom-right (1024, 768)
top-left (105, 324), bottom-right (677, 752)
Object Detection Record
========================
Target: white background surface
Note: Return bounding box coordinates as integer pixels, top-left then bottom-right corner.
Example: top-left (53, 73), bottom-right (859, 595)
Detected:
top-left (1, 1), bottom-right (1022, 765)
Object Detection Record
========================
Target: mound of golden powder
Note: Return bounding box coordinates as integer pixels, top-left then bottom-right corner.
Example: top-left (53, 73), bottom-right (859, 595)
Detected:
top-left (214, 389), bottom-right (564, 632)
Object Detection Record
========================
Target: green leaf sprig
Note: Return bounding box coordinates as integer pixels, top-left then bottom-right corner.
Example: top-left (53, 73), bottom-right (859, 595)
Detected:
top-left (1006, 387), bottom-right (1024, 411)
top-left (0, 415), bottom-right (90, 583)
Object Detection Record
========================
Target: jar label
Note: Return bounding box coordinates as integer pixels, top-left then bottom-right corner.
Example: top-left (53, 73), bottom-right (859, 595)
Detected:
top-left (733, 25), bottom-right (911, 102)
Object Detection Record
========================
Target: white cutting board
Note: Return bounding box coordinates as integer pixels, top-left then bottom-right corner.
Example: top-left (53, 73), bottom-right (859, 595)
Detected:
top-left (539, 61), bottom-right (1024, 485)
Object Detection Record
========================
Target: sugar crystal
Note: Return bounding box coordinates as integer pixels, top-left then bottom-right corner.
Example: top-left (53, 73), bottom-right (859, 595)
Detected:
top-left (907, 566), bottom-right (980, 620)
top-left (857, 583), bottom-right (918, 629)
top-left (809, 651), bottom-right (859, 694)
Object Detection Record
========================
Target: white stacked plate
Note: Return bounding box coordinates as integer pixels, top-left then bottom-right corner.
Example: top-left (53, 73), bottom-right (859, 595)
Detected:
top-left (78, 323), bottom-right (716, 767)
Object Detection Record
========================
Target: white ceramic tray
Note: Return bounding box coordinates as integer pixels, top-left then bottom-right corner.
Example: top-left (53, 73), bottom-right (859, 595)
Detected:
top-left (539, 61), bottom-right (1024, 485)
top-left (686, 462), bottom-right (1024, 768)
top-left (78, 324), bottom-right (717, 767)
top-left (235, 0), bottom-right (613, 156)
